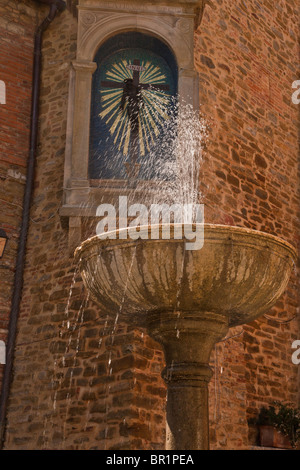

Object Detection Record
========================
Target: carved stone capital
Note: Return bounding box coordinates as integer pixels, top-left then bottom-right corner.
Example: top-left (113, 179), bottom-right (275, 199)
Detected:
top-left (72, 60), bottom-right (97, 74)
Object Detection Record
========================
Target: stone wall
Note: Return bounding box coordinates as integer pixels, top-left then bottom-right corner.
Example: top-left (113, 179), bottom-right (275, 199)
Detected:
top-left (0, 0), bottom-right (35, 395)
top-left (196, 0), bottom-right (300, 446)
top-left (1, 2), bottom-right (167, 450)
top-left (0, 0), bottom-right (299, 450)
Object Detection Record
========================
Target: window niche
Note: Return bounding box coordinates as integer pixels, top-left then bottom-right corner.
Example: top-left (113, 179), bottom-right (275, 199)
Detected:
top-left (61, 0), bottom-right (207, 250)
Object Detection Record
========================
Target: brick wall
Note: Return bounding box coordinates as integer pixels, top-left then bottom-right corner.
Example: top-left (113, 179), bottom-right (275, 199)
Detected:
top-left (196, 0), bottom-right (300, 447)
top-left (0, 0), bottom-right (35, 395)
top-left (0, 0), bottom-right (299, 450)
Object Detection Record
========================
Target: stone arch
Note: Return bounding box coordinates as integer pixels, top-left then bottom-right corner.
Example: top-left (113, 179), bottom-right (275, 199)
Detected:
top-left (78, 13), bottom-right (194, 71)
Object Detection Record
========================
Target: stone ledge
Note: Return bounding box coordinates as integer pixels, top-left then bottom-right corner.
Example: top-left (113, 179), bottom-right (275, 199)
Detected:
top-left (250, 446), bottom-right (288, 450)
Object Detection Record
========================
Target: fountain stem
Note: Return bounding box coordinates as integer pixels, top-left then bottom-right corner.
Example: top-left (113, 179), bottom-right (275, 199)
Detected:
top-left (148, 311), bottom-right (229, 450)
top-left (164, 363), bottom-right (212, 450)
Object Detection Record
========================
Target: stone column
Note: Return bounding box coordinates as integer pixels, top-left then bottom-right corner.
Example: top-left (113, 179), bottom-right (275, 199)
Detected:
top-left (148, 312), bottom-right (229, 450)
top-left (71, 60), bottom-right (97, 184)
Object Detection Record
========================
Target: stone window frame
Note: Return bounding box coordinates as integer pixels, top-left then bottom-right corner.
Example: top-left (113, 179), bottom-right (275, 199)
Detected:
top-left (61, 0), bottom-right (206, 250)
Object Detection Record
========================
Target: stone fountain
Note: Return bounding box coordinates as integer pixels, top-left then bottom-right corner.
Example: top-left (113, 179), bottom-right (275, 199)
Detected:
top-left (74, 223), bottom-right (296, 450)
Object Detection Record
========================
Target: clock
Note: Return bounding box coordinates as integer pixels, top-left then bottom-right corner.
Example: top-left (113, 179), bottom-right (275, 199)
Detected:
top-left (89, 33), bottom-right (178, 180)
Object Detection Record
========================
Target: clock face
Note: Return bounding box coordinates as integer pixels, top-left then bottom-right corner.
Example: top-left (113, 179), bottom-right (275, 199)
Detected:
top-left (89, 33), bottom-right (178, 180)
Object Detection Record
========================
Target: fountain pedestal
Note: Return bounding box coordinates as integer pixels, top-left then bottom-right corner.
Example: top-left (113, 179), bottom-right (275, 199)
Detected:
top-left (148, 311), bottom-right (228, 450)
top-left (75, 224), bottom-right (296, 450)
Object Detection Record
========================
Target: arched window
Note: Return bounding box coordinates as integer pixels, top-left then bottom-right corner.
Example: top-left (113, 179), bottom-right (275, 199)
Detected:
top-left (89, 32), bottom-right (178, 181)
top-left (61, 2), bottom-right (201, 241)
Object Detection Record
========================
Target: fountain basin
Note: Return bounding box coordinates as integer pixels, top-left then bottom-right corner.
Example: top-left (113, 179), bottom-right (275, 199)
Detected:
top-left (74, 223), bottom-right (296, 450)
top-left (74, 224), bottom-right (296, 328)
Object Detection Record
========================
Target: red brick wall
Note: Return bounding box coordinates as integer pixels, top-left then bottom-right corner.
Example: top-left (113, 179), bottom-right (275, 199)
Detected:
top-left (196, 0), bottom-right (300, 446)
top-left (0, 0), bottom-right (35, 393)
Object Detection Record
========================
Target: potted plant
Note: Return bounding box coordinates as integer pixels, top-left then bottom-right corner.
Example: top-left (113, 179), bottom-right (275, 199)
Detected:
top-left (256, 402), bottom-right (300, 449)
